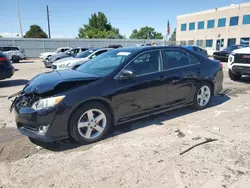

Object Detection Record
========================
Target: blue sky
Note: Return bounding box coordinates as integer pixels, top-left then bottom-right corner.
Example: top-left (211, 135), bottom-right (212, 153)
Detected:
top-left (1, 0), bottom-right (249, 38)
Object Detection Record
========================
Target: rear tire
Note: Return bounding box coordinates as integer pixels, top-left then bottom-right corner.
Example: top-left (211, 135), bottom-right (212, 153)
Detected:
top-left (11, 55), bottom-right (20, 63)
top-left (69, 102), bottom-right (112, 145)
top-left (229, 69), bottom-right (241, 81)
top-left (192, 83), bottom-right (212, 110)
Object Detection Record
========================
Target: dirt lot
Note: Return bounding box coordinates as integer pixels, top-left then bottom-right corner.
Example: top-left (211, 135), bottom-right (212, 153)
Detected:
top-left (1, 59), bottom-right (250, 188)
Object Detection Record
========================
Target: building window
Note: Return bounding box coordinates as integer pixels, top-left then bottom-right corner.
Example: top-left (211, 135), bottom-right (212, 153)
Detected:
top-left (227, 38), bottom-right (236, 46)
top-left (197, 21), bottom-right (204, 30)
top-left (229, 16), bottom-right (239, 26)
top-left (181, 24), bottom-right (187, 31)
top-left (218, 18), bottom-right (226, 27)
top-left (240, 38), bottom-right (250, 45)
top-left (220, 39), bottom-right (224, 47)
top-left (188, 40), bottom-right (194, 45)
top-left (206, 39), bottom-right (213, 47)
top-left (243, 14), bottom-right (250, 25)
top-left (207, 20), bottom-right (215, 28)
top-left (180, 41), bottom-right (187, 45)
top-left (189, 22), bottom-right (195, 30)
top-left (196, 40), bottom-right (204, 47)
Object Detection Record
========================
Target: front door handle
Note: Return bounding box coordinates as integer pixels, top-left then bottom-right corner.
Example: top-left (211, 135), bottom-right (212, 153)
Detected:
top-left (197, 68), bottom-right (201, 74)
top-left (158, 76), bottom-right (166, 81)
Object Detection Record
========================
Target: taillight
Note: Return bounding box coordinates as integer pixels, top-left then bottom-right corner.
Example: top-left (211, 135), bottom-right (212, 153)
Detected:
top-left (220, 62), bottom-right (223, 69)
top-left (0, 57), bottom-right (7, 61)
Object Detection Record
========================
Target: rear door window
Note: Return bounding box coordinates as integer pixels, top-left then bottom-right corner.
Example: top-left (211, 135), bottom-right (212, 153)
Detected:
top-left (162, 49), bottom-right (190, 70)
top-left (10, 47), bottom-right (19, 51)
top-left (2, 47), bottom-right (11, 51)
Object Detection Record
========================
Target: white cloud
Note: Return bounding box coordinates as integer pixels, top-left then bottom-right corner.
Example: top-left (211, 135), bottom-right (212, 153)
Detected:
top-left (0, 32), bottom-right (21, 38)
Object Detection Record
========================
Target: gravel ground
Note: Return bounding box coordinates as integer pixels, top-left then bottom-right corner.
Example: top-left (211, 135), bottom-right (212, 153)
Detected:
top-left (1, 59), bottom-right (250, 188)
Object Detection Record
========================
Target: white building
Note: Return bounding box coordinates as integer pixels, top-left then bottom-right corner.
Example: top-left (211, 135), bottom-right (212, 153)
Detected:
top-left (176, 2), bottom-right (250, 55)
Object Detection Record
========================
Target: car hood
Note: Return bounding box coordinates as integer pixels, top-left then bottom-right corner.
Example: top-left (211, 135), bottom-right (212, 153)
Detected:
top-left (41, 52), bottom-right (55, 56)
top-left (232, 47), bottom-right (250, 54)
top-left (23, 70), bottom-right (100, 94)
top-left (52, 57), bottom-right (74, 64)
top-left (50, 53), bottom-right (69, 61)
top-left (53, 57), bottom-right (88, 65)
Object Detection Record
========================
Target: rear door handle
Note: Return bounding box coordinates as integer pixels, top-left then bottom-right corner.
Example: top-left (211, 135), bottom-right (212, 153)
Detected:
top-left (158, 75), bottom-right (166, 81)
top-left (172, 79), bottom-right (180, 84)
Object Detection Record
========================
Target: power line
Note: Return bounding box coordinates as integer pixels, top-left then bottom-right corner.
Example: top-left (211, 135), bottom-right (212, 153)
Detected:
top-left (46, 5), bottom-right (51, 38)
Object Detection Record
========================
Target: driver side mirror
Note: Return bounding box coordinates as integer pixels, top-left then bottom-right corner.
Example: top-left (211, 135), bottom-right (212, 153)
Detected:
top-left (118, 69), bottom-right (135, 79)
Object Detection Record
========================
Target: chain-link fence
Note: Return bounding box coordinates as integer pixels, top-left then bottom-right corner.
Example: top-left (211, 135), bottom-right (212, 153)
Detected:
top-left (0, 38), bottom-right (166, 57)
top-left (0, 38), bottom-right (206, 58)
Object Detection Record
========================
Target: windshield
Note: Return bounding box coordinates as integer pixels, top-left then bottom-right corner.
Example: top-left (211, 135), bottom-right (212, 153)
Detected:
top-left (76, 50), bottom-right (132, 76)
top-left (75, 49), bottom-right (95, 58)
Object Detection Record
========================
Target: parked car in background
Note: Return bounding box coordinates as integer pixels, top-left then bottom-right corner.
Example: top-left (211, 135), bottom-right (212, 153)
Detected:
top-left (228, 47), bottom-right (250, 80)
top-left (0, 52), bottom-right (15, 80)
top-left (52, 48), bottom-right (111, 70)
top-left (213, 45), bottom-right (248, 61)
top-left (39, 47), bottom-right (72, 60)
top-left (10, 46), bottom-right (223, 144)
top-left (44, 47), bottom-right (88, 68)
top-left (184, 45), bottom-right (208, 57)
top-left (108, 44), bottom-right (122, 48)
top-left (142, 43), bottom-right (154, 46)
top-left (0, 46), bottom-right (26, 63)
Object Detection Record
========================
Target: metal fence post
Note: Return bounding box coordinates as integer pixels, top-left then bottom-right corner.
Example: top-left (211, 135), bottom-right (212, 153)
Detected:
top-left (43, 40), bottom-right (45, 52)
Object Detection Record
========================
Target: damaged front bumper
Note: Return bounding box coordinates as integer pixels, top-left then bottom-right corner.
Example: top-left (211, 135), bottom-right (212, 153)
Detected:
top-left (10, 92), bottom-right (69, 142)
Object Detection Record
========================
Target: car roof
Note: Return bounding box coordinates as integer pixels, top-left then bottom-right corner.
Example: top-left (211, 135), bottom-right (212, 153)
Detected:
top-left (58, 47), bottom-right (71, 49)
top-left (110, 46), bottom-right (193, 55)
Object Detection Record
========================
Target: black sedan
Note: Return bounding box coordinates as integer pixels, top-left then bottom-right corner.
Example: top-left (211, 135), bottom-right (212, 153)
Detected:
top-left (184, 45), bottom-right (208, 57)
top-left (213, 44), bottom-right (248, 61)
top-left (0, 52), bottom-right (15, 80)
top-left (10, 46), bottom-right (223, 144)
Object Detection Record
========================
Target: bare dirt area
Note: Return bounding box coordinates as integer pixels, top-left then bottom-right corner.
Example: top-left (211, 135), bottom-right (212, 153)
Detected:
top-left (1, 61), bottom-right (250, 188)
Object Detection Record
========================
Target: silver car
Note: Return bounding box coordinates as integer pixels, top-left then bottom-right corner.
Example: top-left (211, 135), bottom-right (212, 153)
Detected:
top-left (0, 46), bottom-right (26, 63)
top-left (44, 47), bottom-right (88, 68)
top-left (39, 47), bottom-right (72, 59)
top-left (52, 48), bottom-right (112, 70)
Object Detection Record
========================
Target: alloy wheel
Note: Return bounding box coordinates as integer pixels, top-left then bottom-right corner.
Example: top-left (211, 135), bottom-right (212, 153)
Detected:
top-left (77, 109), bottom-right (107, 139)
top-left (197, 85), bottom-right (211, 107)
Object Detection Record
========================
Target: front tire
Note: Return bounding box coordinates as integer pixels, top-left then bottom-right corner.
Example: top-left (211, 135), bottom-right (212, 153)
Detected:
top-left (69, 102), bottom-right (112, 144)
top-left (229, 69), bottom-right (241, 81)
top-left (192, 83), bottom-right (212, 110)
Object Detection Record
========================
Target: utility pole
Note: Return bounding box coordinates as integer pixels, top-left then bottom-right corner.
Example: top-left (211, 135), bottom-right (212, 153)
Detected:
top-left (46, 5), bottom-right (51, 38)
top-left (16, 0), bottom-right (23, 37)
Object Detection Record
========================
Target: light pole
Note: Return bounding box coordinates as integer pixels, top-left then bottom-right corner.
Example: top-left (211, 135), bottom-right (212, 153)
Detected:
top-left (16, 0), bottom-right (23, 37)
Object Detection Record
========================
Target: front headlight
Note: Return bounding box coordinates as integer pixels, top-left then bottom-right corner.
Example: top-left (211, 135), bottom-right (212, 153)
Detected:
top-left (228, 54), bottom-right (235, 64)
top-left (32, 96), bottom-right (65, 110)
top-left (59, 63), bottom-right (71, 68)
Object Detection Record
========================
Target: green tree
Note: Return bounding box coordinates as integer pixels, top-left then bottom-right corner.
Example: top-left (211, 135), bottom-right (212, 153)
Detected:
top-left (78, 12), bottom-right (123, 39)
top-left (169, 28), bottom-right (176, 41)
top-left (129, 26), bottom-right (163, 39)
top-left (24, 25), bottom-right (48, 38)
top-left (0, 35), bottom-right (2, 38)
